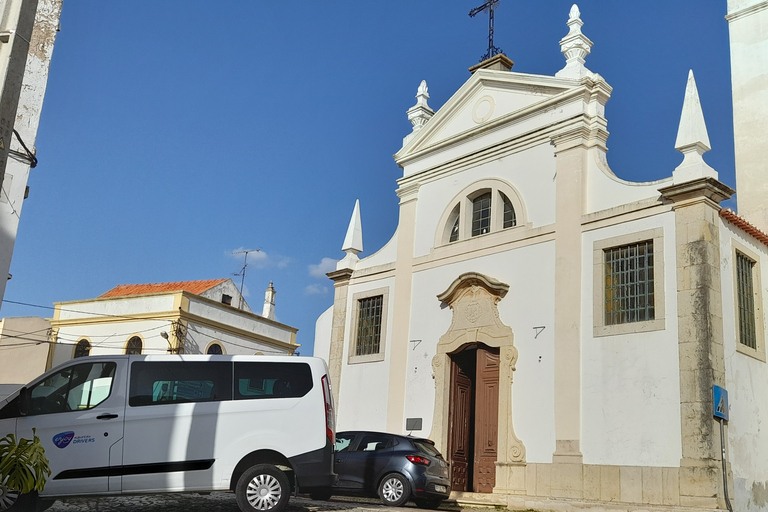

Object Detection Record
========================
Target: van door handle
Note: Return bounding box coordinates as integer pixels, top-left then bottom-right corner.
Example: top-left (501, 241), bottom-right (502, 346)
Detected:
top-left (97, 413), bottom-right (119, 420)
top-left (335, 459), bottom-right (343, 464)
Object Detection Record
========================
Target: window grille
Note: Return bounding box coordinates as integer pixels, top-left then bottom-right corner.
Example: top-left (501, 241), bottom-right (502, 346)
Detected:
top-left (502, 194), bottom-right (516, 228)
top-left (125, 336), bottom-right (143, 355)
top-left (471, 192), bottom-right (492, 236)
top-left (737, 252), bottom-right (757, 349)
top-left (356, 295), bottom-right (383, 356)
top-left (604, 240), bottom-right (655, 325)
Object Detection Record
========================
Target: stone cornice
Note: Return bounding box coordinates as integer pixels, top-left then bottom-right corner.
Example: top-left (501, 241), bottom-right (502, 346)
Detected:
top-left (658, 177), bottom-right (734, 206)
top-left (327, 268), bottom-right (354, 284)
top-left (437, 272), bottom-right (509, 304)
top-left (726, 1), bottom-right (768, 22)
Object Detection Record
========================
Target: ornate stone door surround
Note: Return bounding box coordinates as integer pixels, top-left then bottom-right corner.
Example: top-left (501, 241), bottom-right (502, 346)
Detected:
top-left (430, 272), bottom-right (526, 495)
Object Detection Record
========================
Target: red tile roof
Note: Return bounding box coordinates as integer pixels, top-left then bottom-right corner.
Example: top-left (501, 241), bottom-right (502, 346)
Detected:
top-left (720, 208), bottom-right (768, 247)
top-left (100, 279), bottom-right (228, 298)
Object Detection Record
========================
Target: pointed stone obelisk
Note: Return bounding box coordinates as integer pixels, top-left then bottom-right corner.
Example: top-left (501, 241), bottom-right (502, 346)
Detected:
top-left (672, 70), bottom-right (717, 183)
top-left (337, 200), bottom-right (363, 270)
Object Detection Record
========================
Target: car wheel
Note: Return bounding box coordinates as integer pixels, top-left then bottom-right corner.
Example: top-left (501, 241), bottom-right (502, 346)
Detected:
top-left (235, 464), bottom-right (290, 512)
top-left (414, 498), bottom-right (443, 509)
top-left (378, 473), bottom-right (410, 507)
top-left (0, 481), bottom-right (37, 512)
top-left (309, 490), bottom-right (333, 501)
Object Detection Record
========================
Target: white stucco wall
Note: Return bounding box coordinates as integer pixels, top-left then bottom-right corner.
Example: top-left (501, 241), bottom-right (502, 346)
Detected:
top-left (403, 240), bottom-right (557, 462)
top-left (56, 295), bottom-right (176, 321)
top-left (412, 142), bottom-right (556, 258)
top-left (52, 319), bottom-right (171, 368)
top-left (187, 296), bottom-right (294, 345)
top-left (581, 212), bottom-right (682, 467)
top-left (335, 277), bottom-right (395, 432)
top-left (313, 305), bottom-right (333, 363)
top-left (720, 220), bottom-right (768, 512)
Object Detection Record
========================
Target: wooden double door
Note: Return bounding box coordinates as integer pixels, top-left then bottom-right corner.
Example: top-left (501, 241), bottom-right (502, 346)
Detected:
top-left (447, 344), bottom-right (499, 493)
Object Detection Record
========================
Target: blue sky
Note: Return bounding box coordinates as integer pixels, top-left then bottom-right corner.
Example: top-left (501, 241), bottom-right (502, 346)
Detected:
top-left (2, 2), bottom-right (735, 355)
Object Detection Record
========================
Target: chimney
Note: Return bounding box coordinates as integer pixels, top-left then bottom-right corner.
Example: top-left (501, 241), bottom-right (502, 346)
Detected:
top-left (262, 282), bottom-right (276, 320)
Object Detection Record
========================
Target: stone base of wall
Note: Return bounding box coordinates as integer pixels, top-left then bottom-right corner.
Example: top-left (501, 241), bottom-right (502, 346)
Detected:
top-left (448, 462), bottom-right (728, 512)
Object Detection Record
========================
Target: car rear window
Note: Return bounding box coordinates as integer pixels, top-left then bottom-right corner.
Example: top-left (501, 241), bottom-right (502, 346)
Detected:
top-left (234, 362), bottom-right (313, 400)
top-left (413, 440), bottom-right (441, 457)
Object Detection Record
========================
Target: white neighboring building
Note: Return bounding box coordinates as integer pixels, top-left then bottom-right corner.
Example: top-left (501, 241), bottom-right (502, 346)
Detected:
top-left (0, 316), bottom-right (50, 399)
top-left (50, 279), bottom-right (298, 369)
top-left (316, 4), bottom-right (768, 512)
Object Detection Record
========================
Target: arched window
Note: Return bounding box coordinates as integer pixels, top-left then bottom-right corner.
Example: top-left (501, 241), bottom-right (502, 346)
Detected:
top-left (502, 193), bottom-right (516, 228)
top-left (206, 343), bottom-right (223, 355)
top-left (125, 336), bottom-right (142, 355)
top-left (74, 339), bottom-right (91, 358)
top-left (437, 179), bottom-right (525, 245)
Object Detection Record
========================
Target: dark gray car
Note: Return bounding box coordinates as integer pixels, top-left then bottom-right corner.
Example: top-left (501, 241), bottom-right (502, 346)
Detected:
top-left (311, 431), bottom-right (451, 508)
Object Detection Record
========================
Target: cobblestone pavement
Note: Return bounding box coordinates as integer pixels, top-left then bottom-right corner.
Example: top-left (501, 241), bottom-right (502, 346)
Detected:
top-left (48, 493), bottom-right (486, 512)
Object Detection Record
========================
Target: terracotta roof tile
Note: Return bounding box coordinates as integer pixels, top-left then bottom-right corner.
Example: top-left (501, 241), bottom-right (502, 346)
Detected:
top-left (720, 208), bottom-right (768, 247)
top-left (100, 279), bottom-right (228, 298)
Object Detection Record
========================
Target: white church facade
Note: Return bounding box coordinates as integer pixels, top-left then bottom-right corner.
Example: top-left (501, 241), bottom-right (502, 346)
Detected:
top-left (315, 2), bottom-right (768, 511)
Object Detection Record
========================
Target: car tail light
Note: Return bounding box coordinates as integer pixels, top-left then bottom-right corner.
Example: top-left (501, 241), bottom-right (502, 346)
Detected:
top-left (321, 375), bottom-right (335, 444)
top-left (406, 455), bottom-right (431, 466)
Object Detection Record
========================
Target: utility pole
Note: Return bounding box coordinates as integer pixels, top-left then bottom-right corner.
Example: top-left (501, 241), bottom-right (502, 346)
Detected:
top-left (232, 249), bottom-right (259, 310)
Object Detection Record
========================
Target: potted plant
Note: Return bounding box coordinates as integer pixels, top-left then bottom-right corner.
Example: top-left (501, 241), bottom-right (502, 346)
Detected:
top-left (0, 428), bottom-right (51, 511)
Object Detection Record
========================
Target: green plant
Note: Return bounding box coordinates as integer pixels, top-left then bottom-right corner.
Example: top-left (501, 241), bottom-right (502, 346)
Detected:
top-left (0, 429), bottom-right (51, 494)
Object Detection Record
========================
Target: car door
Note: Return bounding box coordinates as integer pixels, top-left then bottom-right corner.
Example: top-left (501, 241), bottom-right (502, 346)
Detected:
top-left (15, 359), bottom-right (127, 496)
top-left (332, 432), bottom-right (358, 490)
top-left (336, 433), bottom-right (393, 492)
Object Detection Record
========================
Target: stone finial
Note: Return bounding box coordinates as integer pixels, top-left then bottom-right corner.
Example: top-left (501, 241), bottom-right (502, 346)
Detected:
top-left (262, 281), bottom-right (276, 320)
top-left (673, 70), bottom-right (717, 183)
top-left (338, 200), bottom-right (363, 270)
top-left (555, 4), bottom-right (595, 79)
top-left (403, 80), bottom-right (435, 146)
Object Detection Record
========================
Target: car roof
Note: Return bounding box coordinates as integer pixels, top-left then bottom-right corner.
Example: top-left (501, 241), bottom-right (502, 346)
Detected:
top-left (336, 430), bottom-right (433, 444)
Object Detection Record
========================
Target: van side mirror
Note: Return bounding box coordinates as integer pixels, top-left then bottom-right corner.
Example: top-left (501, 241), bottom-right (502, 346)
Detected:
top-left (18, 386), bottom-right (29, 416)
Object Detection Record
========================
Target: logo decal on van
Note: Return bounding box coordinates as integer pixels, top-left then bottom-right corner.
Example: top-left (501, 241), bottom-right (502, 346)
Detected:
top-left (53, 431), bottom-right (75, 449)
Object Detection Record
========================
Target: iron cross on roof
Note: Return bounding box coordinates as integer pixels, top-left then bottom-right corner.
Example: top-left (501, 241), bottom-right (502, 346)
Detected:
top-left (469, 0), bottom-right (503, 62)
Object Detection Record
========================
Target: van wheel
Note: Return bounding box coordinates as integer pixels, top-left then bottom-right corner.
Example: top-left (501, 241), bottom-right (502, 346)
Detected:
top-left (378, 473), bottom-right (410, 507)
top-left (0, 483), bottom-right (37, 512)
top-left (235, 464), bottom-right (290, 512)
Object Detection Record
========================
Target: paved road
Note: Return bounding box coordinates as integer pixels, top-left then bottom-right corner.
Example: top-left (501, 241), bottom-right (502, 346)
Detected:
top-left (48, 494), bottom-right (474, 512)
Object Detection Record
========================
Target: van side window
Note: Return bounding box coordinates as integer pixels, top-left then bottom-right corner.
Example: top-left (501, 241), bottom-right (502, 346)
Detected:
top-left (234, 362), bottom-right (312, 400)
top-left (27, 362), bottom-right (116, 416)
top-left (129, 362), bottom-right (232, 407)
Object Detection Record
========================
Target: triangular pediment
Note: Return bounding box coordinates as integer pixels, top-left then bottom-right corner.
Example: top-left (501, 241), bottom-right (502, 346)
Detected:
top-left (395, 69), bottom-right (578, 162)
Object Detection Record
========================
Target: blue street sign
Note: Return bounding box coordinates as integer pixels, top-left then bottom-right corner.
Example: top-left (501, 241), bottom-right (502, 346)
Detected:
top-left (713, 385), bottom-right (729, 421)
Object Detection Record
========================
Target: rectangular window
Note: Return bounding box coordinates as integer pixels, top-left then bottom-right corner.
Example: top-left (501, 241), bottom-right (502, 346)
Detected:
top-left (234, 362), bottom-right (313, 399)
top-left (737, 251), bottom-right (757, 349)
top-left (129, 361), bottom-right (232, 407)
top-left (356, 295), bottom-right (383, 356)
top-left (604, 240), bottom-right (655, 325)
top-left (27, 362), bottom-right (116, 416)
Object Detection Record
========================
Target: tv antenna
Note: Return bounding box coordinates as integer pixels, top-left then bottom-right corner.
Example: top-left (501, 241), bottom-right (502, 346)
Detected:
top-left (469, 0), bottom-right (503, 62)
top-left (232, 249), bottom-right (260, 309)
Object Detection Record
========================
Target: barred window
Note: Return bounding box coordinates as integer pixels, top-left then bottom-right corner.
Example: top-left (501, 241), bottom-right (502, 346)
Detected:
top-left (604, 241), bottom-right (655, 325)
top-left (125, 336), bottom-right (143, 355)
top-left (471, 192), bottom-right (492, 236)
top-left (737, 252), bottom-right (757, 349)
top-left (356, 295), bottom-right (383, 356)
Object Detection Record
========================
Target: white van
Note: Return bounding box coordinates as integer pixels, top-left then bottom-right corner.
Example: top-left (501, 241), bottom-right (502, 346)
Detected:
top-left (0, 355), bottom-right (336, 512)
